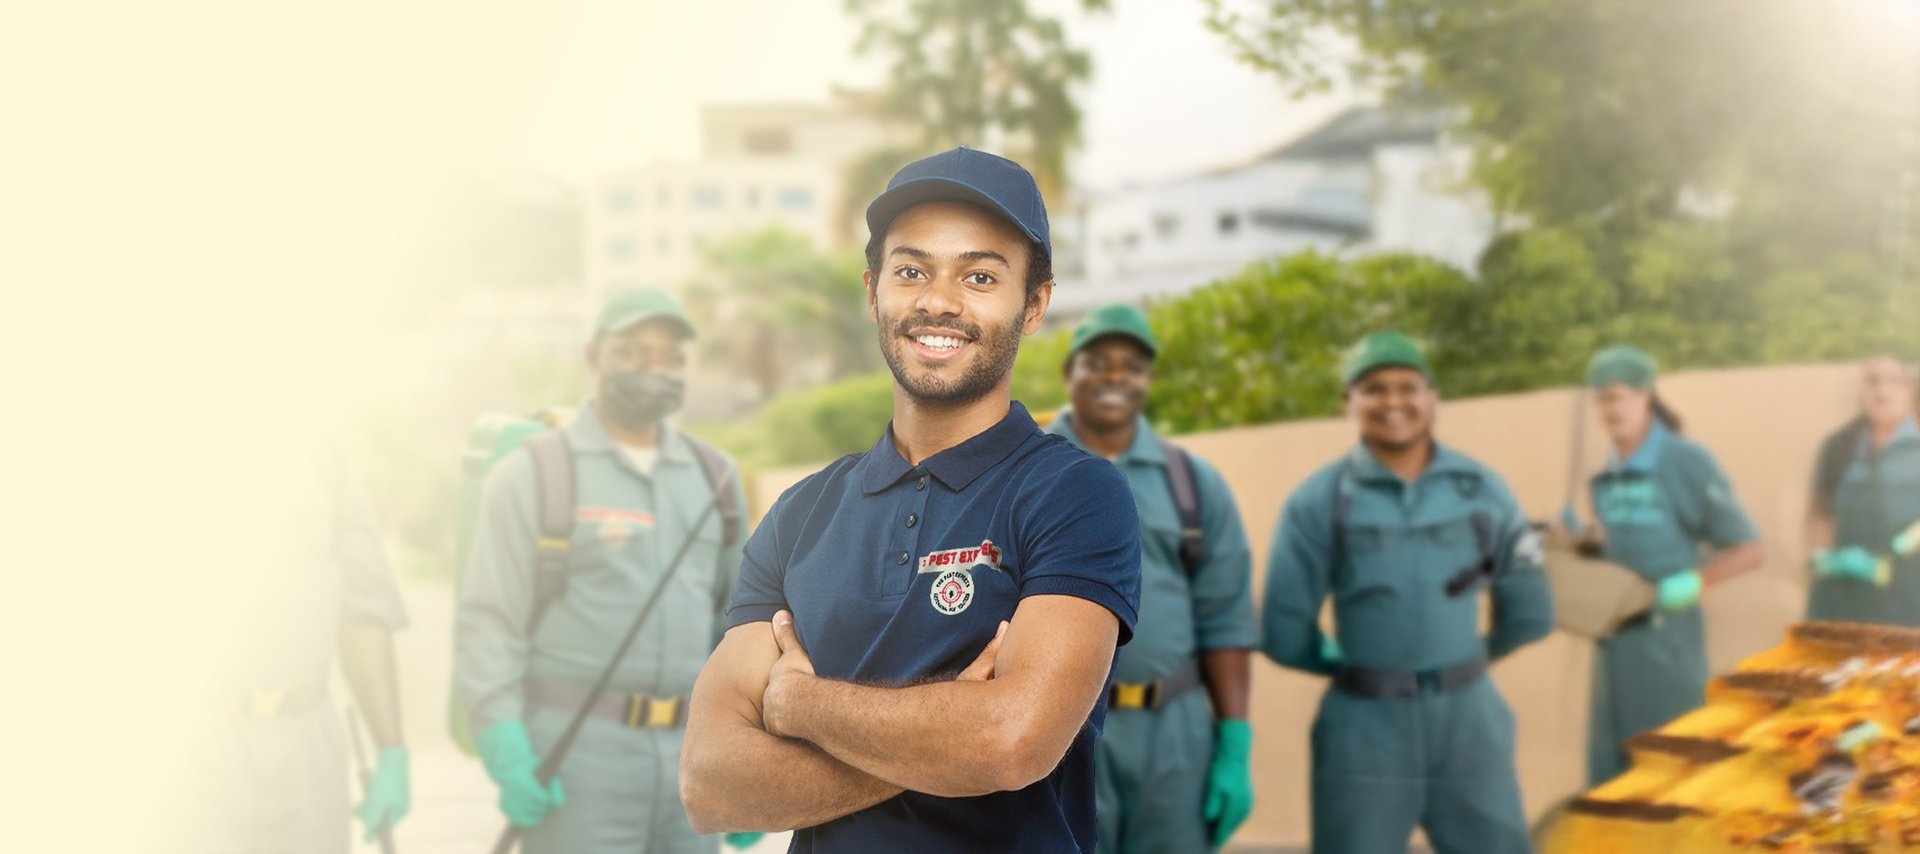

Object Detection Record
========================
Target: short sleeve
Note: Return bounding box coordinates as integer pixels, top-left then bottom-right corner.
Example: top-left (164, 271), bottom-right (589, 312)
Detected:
top-left (1187, 456), bottom-right (1257, 651)
top-left (1016, 457), bottom-right (1143, 645)
top-left (724, 486), bottom-right (792, 629)
top-left (1674, 442), bottom-right (1759, 549)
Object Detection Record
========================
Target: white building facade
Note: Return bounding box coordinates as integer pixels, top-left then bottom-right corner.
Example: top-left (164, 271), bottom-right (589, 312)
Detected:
top-left (1057, 107), bottom-right (1495, 319)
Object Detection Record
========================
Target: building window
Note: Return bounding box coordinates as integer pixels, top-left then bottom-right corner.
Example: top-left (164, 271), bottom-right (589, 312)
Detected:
top-left (656, 234), bottom-right (670, 254)
top-left (656, 184), bottom-right (671, 207)
top-left (744, 127), bottom-right (793, 156)
top-left (777, 187), bottom-right (812, 211)
top-left (692, 185), bottom-right (724, 209)
top-left (1151, 213), bottom-right (1181, 240)
top-left (1217, 212), bottom-right (1240, 235)
top-left (744, 187), bottom-right (761, 209)
top-left (607, 237), bottom-right (634, 260)
top-left (607, 189), bottom-right (635, 214)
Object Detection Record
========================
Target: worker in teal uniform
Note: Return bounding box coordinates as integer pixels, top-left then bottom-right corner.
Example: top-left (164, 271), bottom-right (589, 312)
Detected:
top-left (456, 288), bottom-right (757, 853)
top-left (1263, 331), bottom-right (1553, 854)
top-left (1805, 354), bottom-right (1920, 624)
top-left (1046, 303), bottom-right (1257, 853)
top-left (1581, 345), bottom-right (1764, 786)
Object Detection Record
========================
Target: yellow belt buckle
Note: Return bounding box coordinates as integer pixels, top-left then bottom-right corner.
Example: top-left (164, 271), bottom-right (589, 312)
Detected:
top-left (249, 688), bottom-right (288, 717)
top-left (1113, 682), bottom-right (1148, 709)
top-left (625, 694), bottom-right (647, 728)
top-left (647, 696), bottom-right (680, 728)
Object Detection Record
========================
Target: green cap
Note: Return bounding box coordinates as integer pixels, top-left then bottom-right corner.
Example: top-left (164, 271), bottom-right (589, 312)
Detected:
top-left (596, 287), bottom-right (696, 339)
top-left (1587, 345), bottom-right (1657, 389)
top-left (1340, 331), bottom-right (1431, 387)
top-left (1069, 303), bottom-right (1158, 358)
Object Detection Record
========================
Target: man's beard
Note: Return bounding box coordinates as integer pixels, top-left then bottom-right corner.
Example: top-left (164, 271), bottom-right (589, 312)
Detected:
top-left (878, 306), bottom-right (1027, 407)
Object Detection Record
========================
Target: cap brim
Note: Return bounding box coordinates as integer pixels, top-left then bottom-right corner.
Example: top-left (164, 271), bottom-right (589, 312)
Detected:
top-left (865, 177), bottom-right (1047, 257)
top-left (1346, 360), bottom-right (1430, 387)
top-left (602, 311), bottom-right (697, 339)
top-left (1076, 330), bottom-right (1157, 359)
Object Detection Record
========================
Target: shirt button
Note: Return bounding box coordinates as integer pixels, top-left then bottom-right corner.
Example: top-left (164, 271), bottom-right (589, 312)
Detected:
top-left (906, 514), bottom-right (918, 528)
top-left (896, 552), bottom-right (910, 565)
top-left (916, 475), bottom-right (927, 491)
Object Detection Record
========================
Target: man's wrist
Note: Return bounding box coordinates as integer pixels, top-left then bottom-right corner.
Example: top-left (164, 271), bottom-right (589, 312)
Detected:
top-left (766, 671), bottom-right (820, 740)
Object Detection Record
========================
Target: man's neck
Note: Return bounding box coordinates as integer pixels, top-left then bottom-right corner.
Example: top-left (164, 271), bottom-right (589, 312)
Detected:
top-left (1069, 414), bottom-right (1136, 460)
top-left (890, 385), bottom-right (1013, 466)
top-left (597, 405), bottom-right (662, 449)
top-left (1366, 436), bottom-right (1434, 483)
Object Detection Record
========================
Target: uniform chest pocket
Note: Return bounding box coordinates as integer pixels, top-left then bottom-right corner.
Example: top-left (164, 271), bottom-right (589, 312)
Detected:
top-left (569, 508), bottom-right (657, 569)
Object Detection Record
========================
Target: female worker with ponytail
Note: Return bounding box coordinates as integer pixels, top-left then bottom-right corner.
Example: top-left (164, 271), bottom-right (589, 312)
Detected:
top-left (1805, 355), bottom-right (1920, 625)
top-left (1581, 346), bottom-right (1765, 786)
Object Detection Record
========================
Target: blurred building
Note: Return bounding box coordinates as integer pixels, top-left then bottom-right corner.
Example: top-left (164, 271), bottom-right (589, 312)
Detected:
top-left (583, 102), bottom-right (891, 307)
top-left (1053, 106), bottom-right (1496, 320)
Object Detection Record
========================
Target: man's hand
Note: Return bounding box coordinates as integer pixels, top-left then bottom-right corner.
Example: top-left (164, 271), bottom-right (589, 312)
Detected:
top-left (764, 610), bottom-right (1006, 738)
top-left (763, 610), bottom-right (815, 739)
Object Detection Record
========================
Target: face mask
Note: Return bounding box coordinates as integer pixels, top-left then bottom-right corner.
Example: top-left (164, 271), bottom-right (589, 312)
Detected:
top-left (601, 372), bottom-right (684, 428)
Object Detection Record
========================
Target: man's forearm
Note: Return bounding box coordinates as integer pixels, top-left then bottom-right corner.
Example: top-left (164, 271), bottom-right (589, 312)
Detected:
top-left (682, 714), bottom-right (901, 834)
top-left (339, 620), bottom-right (404, 748)
top-left (776, 675), bottom-right (1052, 798)
top-left (1201, 648), bottom-right (1251, 719)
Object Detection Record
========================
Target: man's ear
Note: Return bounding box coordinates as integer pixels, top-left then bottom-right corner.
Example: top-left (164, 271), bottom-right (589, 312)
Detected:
top-left (1022, 280), bottom-right (1054, 336)
top-left (864, 268), bottom-right (879, 325)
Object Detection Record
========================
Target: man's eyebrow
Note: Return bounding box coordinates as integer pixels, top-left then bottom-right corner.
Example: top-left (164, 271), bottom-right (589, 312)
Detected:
top-left (959, 250), bottom-right (1011, 267)
top-left (888, 245), bottom-right (933, 261)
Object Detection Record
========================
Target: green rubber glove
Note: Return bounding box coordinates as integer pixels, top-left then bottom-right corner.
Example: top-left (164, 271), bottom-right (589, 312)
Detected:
top-left (1814, 547), bottom-right (1883, 584)
top-left (1318, 633), bottom-right (1343, 667)
top-left (476, 720), bottom-right (566, 828)
top-left (353, 746), bottom-right (411, 843)
top-left (1656, 570), bottom-right (1702, 611)
top-left (724, 832), bottom-right (766, 849)
top-left (1892, 521), bottom-right (1920, 556)
top-left (1204, 719), bottom-right (1256, 847)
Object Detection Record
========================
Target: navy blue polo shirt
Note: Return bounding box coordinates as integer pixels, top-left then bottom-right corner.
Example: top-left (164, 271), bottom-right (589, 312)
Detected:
top-left (727, 401), bottom-right (1142, 853)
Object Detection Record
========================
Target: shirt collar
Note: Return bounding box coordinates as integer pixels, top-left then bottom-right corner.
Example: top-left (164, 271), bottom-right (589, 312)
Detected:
top-left (1343, 439), bottom-right (1474, 483)
top-left (860, 401), bottom-right (1040, 494)
top-left (1861, 416), bottom-right (1920, 457)
top-left (565, 401), bottom-right (692, 463)
top-left (1605, 420), bottom-right (1670, 474)
top-left (1046, 409), bottom-right (1165, 467)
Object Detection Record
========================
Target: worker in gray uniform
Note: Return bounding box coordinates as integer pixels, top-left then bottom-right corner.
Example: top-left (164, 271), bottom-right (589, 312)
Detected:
top-left (456, 287), bottom-right (755, 854)
top-left (1045, 303), bottom-right (1258, 853)
top-left (171, 444), bottom-right (412, 854)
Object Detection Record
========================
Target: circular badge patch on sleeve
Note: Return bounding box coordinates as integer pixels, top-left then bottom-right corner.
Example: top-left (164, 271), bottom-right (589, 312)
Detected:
top-left (930, 569), bottom-right (975, 615)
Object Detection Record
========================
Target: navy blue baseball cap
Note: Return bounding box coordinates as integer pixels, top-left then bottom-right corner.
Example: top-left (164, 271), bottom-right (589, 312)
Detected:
top-left (865, 146), bottom-right (1050, 263)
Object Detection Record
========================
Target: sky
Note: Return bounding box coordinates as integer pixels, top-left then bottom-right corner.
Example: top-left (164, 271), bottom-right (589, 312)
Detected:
top-left (438, 0), bottom-right (1357, 191)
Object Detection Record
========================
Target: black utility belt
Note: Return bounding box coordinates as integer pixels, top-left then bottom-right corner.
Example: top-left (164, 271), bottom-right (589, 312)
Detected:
top-left (1332, 656), bottom-right (1487, 699)
top-left (527, 678), bottom-right (689, 729)
top-left (1107, 660), bottom-right (1204, 711)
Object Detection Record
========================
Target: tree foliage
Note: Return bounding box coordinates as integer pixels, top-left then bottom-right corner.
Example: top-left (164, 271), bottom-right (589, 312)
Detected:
top-left (841, 0), bottom-right (1107, 206)
top-left (683, 227), bottom-right (880, 402)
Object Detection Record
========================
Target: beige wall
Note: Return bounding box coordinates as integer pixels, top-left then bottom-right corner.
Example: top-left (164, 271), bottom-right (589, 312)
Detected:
top-left (749, 361), bottom-right (1863, 847)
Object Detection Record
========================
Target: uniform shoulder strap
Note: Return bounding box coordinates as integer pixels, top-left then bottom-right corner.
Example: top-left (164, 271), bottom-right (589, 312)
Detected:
top-left (681, 434), bottom-right (743, 545)
top-left (1329, 463), bottom-right (1355, 587)
top-left (1160, 438), bottom-right (1205, 579)
top-left (523, 430), bottom-right (574, 632)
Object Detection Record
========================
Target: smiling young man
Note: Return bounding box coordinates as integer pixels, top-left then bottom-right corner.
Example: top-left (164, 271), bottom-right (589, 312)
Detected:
top-left (680, 147), bottom-right (1143, 853)
top-left (1260, 331), bottom-right (1552, 854)
top-left (1044, 304), bottom-right (1258, 853)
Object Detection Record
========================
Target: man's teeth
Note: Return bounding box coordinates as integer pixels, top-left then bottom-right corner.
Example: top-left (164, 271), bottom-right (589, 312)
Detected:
top-left (915, 335), bottom-right (965, 350)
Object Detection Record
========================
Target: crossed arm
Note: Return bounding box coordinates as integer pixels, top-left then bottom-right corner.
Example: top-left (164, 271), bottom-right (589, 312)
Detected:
top-left (680, 595), bottom-right (1118, 833)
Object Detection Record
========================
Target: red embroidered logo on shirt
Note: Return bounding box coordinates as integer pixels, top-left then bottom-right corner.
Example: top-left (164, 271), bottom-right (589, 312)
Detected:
top-left (917, 539), bottom-right (1002, 574)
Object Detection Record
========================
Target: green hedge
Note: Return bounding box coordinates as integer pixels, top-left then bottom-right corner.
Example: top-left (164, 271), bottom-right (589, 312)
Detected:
top-left (702, 232), bottom-right (1910, 470)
